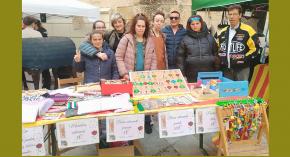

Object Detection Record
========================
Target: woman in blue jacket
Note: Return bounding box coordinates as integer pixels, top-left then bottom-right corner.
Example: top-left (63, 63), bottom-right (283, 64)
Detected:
top-left (73, 31), bottom-right (119, 83)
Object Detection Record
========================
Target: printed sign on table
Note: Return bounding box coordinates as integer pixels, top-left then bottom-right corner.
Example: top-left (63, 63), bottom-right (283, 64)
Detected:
top-left (106, 114), bottom-right (144, 142)
top-left (56, 118), bottom-right (99, 149)
top-left (195, 107), bottom-right (219, 133)
top-left (22, 126), bottom-right (46, 156)
top-left (158, 109), bottom-right (195, 138)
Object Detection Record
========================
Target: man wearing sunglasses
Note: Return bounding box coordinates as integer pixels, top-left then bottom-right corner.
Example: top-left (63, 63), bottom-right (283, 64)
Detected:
top-left (217, 5), bottom-right (259, 81)
top-left (162, 11), bottom-right (186, 69)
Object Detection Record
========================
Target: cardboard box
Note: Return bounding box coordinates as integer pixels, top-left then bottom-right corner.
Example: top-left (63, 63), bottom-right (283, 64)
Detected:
top-left (98, 145), bottom-right (134, 156)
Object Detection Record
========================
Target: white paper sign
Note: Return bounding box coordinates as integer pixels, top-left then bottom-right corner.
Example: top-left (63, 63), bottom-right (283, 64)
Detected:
top-left (158, 109), bottom-right (195, 138)
top-left (56, 118), bottom-right (99, 149)
top-left (195, 107), bottom-right (219, 133)
top-left (22, 126), bottom-right (46, 156)
top-left (106, 114), bottom-right (144, 142)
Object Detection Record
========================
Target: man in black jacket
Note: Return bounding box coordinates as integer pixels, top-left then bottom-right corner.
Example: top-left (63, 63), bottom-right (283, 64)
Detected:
top-left (217, 5), bottom-right (259, 81)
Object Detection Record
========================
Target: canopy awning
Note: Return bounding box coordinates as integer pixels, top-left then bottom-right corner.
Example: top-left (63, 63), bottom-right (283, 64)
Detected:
top-left (22, 0), bottom-right (100, 19)
top-left (191, 0), bottom-right (268, 11)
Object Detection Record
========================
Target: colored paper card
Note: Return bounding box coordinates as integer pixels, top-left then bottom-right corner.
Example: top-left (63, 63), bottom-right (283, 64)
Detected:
top-left (56, 118), bottom-right (99, 149)
top-left (22, 126), bottom-right (46, 156)
top-left (158, 109), bottom-right (195, 138)
top-left (106, 114), bottom-right (145, 142)
top-left (195, 107), bottom-right (219, 133)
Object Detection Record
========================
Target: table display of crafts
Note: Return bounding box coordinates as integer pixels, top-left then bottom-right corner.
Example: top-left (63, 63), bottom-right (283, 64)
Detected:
top-left (129, 69), bottom-right (190, 98)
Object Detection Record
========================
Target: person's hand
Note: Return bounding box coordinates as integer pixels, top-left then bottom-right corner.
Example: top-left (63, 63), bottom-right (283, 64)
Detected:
top-left (97, 52), bottom-right (108, 61)
top-left (74, 50), bottom-right (81, 62)
top-left (123, 74), bottom-right (129, 80)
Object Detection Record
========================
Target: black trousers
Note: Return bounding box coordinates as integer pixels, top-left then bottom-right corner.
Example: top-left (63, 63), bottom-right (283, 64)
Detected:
top-left (42, 69), bottom-right (51, 89)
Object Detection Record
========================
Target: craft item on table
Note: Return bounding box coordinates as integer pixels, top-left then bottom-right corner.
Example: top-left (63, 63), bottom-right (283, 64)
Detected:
top-left (139, 94), bottom-right (198, 110)
top-left (221, 101), bottom-right (263, 141)
top-left (22, 89), bottom-right (48, 96)
top-left (65, 101), bottom-right (78, 118)
top-left (162, 94), bottom-right (197, 106)
top-left (194, 80), bottom-right (202, 88)
top-left (22, 96), bottom-right (55, 116)
top-left (49, 86), bottom-right (84, 97)
top-left (49, 93), bottom-right (69, 103)
top-left (46, 105), bottom-right (67, 113)
top-left (209, 79), bottom-right (221, 90)
top-left (140, 98), bottom-right (163, 110)
top-left (131, 100), bottom-right (145, 113)
top-left (75, 83), bottom-right (101, 93)
top-left (129, 69), bottom-right (190, 98)
top-left (42, 112), bottom-right (63, 120)
top-left (132, 100), bottom-right (139, 113)
top-left (100, 79), bottom-right (133, 96)
top-left (77, 93), bottom-right (133, 115)
top-left (189, 83), bottom-right (218, 100)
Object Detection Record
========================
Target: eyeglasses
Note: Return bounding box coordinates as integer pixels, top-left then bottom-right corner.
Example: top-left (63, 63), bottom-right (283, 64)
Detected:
top-left (170, 16), bottom-right (180, 20)
top-left (95, 27), bottom-right (106, 29)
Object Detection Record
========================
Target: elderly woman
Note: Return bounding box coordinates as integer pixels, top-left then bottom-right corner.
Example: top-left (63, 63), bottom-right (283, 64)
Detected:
top-left (115, 13), bottom-right (157, 133)
top-left (73, 31), bottom-right (119, 83)
top-left (105, 13), bottom-right (127, 52)
top-left (176, 15), bottom-right (219, 82)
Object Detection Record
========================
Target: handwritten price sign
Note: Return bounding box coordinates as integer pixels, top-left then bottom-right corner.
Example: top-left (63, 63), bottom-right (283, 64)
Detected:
top-left (158, 109), bottom-right (195, 138)
top-left (56, 118), bottom-right (99, 148)
top-left (22, 126), bottom-right (46, 156)
top-left (195, 107), bottom-right (219, 133)
top-left (106, 114), bottom-right (145, 142)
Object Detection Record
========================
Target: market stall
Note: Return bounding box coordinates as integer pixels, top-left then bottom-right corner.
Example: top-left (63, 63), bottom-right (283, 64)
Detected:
top-left (22, 69), bottom-right (268, 156)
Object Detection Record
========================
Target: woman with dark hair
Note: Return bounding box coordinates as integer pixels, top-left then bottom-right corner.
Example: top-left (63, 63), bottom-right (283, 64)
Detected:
top-left (115, 13), bottom-right (157, 80)
top-left (104, 13), bottom-right (127, 52)
top-left (115, 13), bottom-right (157, 133)
top-left (73, 31), bottom-right (119, 83)
top-left (150, 11), bottom-right (168, 70)
top-left (176, 15), bottom-right (219, 82)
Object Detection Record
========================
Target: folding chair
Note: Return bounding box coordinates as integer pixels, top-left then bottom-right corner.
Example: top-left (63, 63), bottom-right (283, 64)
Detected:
top-left (57, 76), bottom-right (83, 88)
top-left (215, 105), bottom-right (269, 156)
top-left (249, 64), bottom-right (269, 102)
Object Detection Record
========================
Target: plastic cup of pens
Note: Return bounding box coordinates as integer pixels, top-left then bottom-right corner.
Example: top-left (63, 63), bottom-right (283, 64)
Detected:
top-left (65, 101), bottom-right (78, 118)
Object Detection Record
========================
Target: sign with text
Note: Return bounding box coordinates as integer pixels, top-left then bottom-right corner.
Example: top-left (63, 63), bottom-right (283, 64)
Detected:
top-left (106, 114), bottom-right (144, 142)
top-left (195, 107), bottom-right (219, 133)
top-left (22, 126), bottom-right (46, 156)
top-left (56, 118), bottom-right (99, 148)
top-left (158, 109), bottom-right (195, 138)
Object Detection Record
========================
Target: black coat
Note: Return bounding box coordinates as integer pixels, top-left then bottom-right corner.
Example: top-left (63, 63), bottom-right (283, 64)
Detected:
top-left (176, 23), bottom-right (219, 82)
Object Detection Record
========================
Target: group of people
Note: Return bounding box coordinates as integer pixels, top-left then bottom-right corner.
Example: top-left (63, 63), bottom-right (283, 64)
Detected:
top-left (75, 4), bottom-right (259, 86)
top-left (22, 4), bottom-right (260, 134)
top-left (73, 4), bottom-right (259, 134)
